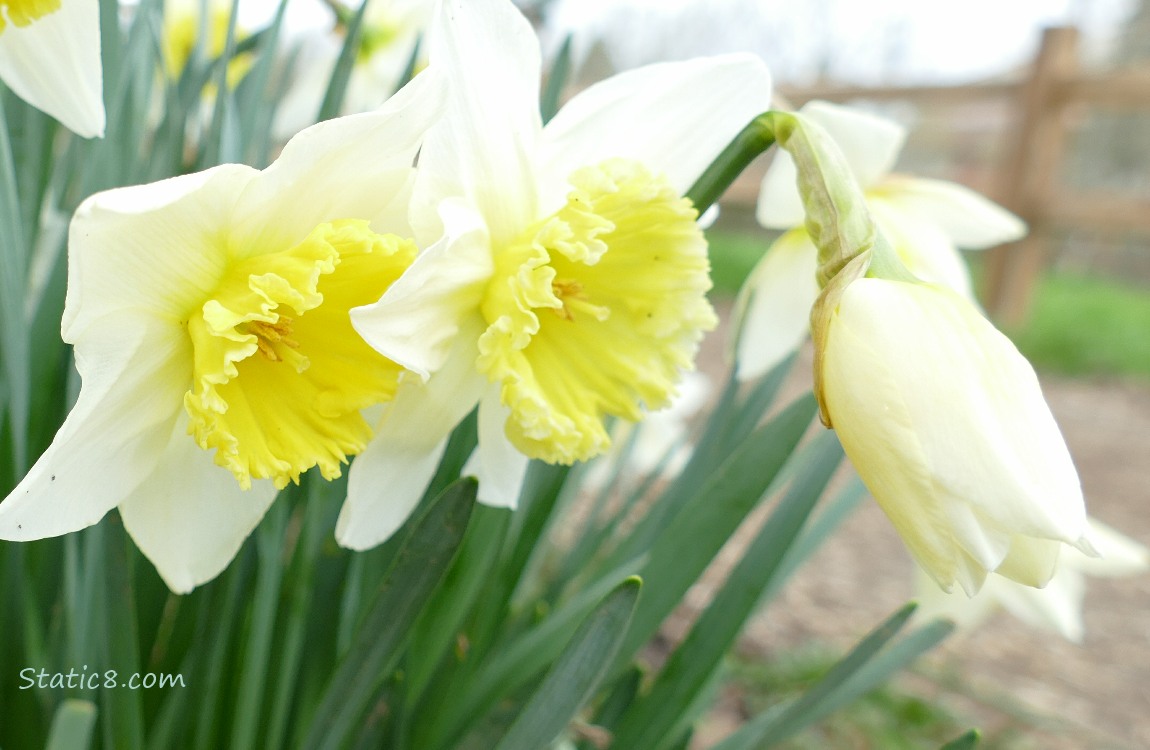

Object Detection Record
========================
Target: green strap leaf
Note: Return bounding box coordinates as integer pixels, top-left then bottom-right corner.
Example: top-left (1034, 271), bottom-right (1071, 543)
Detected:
top-left (494, 577), bottom-right (641, 750)
top-left (714, 605), bottom-right (953, 750)
top-left (610, 432), bottom-right (844, 749)
top-left (301, 476), bottom-right (477, 750)
top-left (617, 394), bottom-right (818, 665)
top-left (45, 700), bottom-right (97, 750)
top-left (940, 729), bottom-right (981, 750)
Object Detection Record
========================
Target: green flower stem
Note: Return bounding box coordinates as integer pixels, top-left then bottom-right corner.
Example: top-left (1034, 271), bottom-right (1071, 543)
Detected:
top-left (685, 114), bottom-right (776, 215)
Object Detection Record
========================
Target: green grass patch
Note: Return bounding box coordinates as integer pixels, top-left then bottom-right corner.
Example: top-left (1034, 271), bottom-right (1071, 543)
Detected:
top-left (707, 229), bottom-right (770, 295)
top-left (1006, 273), bottom-right (1150, 380)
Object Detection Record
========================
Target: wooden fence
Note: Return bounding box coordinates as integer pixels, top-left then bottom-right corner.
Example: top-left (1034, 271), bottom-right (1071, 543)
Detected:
top-left (765, 26), bottom-right (1150, 324)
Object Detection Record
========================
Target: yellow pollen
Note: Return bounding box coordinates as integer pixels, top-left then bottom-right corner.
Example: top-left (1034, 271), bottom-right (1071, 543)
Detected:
top-left (0, 0), bottom-right (60, 31)
top-left (550, 279), bottom-right (586, 321)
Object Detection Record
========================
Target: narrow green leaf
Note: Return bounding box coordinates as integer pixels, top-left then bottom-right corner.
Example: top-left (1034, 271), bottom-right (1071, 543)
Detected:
top-left (601, 354), bottom-right (797, 573)
top-left (98, 524), bottom-right (145, 750)
top-left (301, 477), bottom-right (477, 750)
top-left (617, 394), bottom-right (817, 664)
top-left (494, 577), bottom-right (641, 750)
top-left (227, 501), bottom-right (289, 750)
top-left (611, 432), bottom-right (843, 749)
top-left (191, 550), bottom-right (254, 750)
top-left (0, 93), bottom-right (30, 475)
top-left (713, 605), bottom-right (952, 750)
top-left (406, 504), bottom-right (512, 701)
top-left (418, 562), bottom-right (639, 750)
top-left (45, 699), bottom-right (97, 750)
top-left (940, 729), bottom-right (981, 750)
top-left (264, 480), bottom-right (334, 750)
top-left (540, 34), bottom-right (572, 124)
top-left (317, 0), bottom-right (375, 122)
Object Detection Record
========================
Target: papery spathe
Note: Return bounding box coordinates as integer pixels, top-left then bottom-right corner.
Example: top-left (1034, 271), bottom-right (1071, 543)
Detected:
top-left (735, 101), bottom-right (1025, 381)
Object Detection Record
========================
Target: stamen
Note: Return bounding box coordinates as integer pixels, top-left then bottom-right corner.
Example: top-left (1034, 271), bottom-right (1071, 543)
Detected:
top-left (551, 279), bottom-right (586, 321)
top-left (246, 317), bottom-right (301, 361)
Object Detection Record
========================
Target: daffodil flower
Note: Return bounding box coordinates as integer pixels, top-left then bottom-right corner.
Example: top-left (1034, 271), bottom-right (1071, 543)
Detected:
top-left (346, 0), bottom-right (772, 547)
top-left (0, 0), bottom-right (104, 137)
top-left (734, 100), bottom-right (1025, 381)
top-left (821, 276), bottom-right (1094, 594)
top-left (752, 109), bottom-right (1093, 595)
top-left (916, 518), bottom-right (1148, 641)
top-left (0, 71), bottom-right (446, 593)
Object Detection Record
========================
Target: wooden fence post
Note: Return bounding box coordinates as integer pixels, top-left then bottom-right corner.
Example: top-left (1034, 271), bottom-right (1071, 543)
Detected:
top-left (983, 26), bottom-right (1079, 325)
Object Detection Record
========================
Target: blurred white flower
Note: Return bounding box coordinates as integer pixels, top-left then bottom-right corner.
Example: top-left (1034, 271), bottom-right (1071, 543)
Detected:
top-left (0, 0), bottom-right (104, 137)
top-left (916, 518), bottom-right (1149, 641)
top-left (735, 100), bottom-right (1025, 381)
top-left (274, 0), bottom-right (433, 139)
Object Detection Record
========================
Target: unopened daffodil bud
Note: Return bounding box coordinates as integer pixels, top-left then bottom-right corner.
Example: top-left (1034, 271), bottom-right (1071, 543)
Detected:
top-left (758, 109), bottom-right (1092, 594)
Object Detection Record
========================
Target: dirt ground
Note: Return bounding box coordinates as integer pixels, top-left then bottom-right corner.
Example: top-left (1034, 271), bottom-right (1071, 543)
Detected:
top-left (683, 322), bottom-right (1150, 748)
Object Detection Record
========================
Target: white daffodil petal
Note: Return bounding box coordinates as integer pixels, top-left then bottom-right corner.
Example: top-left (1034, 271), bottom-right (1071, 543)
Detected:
top-left (63, 164), bottom-right (255, 343)
top-left (999, 569), bottom-right (1087, 642)
top-left (232, 68), bottom-right (447, 254)
top-left (1070, 518), bottom-right (1150, 577)
top-left (538, 54), bottom-right (772, 209)
top-left (824, 279), bottom-right (1087, 592)
top-left (0, 315), bottom-right (188, 540)
top-left (733, 229), bottom-right (818, 381)
top-left (463, 385), bottom-right (530, 509)
top-left (870, 199), bottom-right (976, 302)
top-left (756, 149), bottom-right (806, 229)
top-left (119, 415), bottom-right (278, 594)
top-left (352, 199), bottom-right (492, 378)
top-left (913, 566), bottom-right (999, 630)
top-left (0, 0), bottom-right (104, 137)
top-left (758, 100), bottom-right (906, 229)
top-left (337, 333), bottom-right (488, 550)
top-left (879, 176), bottom-right (1026, 249)
top-left (416, 0), bottom-right (542, 247)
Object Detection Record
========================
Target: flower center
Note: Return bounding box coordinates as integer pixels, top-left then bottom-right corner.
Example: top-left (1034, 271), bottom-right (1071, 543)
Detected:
top-left (476, 158), bottom-right (717, 464)
top-left (0, 0), bottom-right (60, 32)
top-left (184, 219), bottom-right (415, 489)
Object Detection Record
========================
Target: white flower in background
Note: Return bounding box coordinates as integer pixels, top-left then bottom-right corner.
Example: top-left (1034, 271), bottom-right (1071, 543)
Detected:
top-left (0, 71), bottom-right (446, 593)
top-left (582, 372), bottom-right (711, 492)
top-left (274, 0), bottom-right (432, 139)
top-left (345, 0), bottom-right (771, 549)
top-left (916, 518), bottom-right (1149, 641)
top-left (0, 0), bottom-right (104, 137)
top-left (735, 100), bottom-right (1025, 381)
top-left (821, 277), bottom-right (1093, 595)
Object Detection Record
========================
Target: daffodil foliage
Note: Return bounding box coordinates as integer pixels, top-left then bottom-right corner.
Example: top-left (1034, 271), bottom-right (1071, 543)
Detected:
top-left (0, 0), bottom-right (1123, 747)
